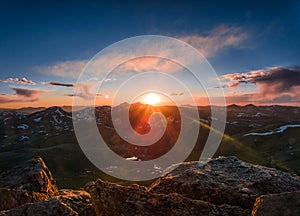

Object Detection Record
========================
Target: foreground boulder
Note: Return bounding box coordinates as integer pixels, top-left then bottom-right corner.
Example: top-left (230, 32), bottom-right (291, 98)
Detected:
top-left (148, 156), bottom-right (300, 209)
top-left (86, 179), bottom-right (249, 216)
top-left (0, 157), bottom-right (59, 210)
top-left (1, 156), bottom-right (300, 215)
top-left (0, 157), bottom-right (96, 215)
top-left (0, 188), bottom-right (31, 211)
top-left (0, 198), bottom-right (77, 216)
top-left (0, 156), bottom-right (59, 200)
top-left (251, 190), bottom-right (300, 216)
top-left (0, 190), bottom-right (96, 216)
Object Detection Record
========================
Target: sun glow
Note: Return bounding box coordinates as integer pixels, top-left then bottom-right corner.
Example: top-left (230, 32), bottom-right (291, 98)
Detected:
top-left (144, 93), bottom-right (160, 105)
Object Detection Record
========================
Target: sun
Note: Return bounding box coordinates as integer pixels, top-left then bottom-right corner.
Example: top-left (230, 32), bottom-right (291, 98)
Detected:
top-left (144, 93), bottom-right (160, 105)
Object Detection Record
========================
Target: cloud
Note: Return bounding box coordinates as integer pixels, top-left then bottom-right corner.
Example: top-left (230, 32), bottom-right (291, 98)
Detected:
top-left (0, 77), bottom-right (36, 85)
top-left (0, 87), bottom-right (46, 103)
top-left (179, 25), bottom-right (248, 57)
top-left (170, 92), bottom-right (184, 96)
top-left (111, 56), bottom-right (183, 75)
top-left (220, 67), bottom-right (300, 104)
top-left (221, 67), bottom-right (300, 89)
top-left (46, 81), bottom-right (97, 100)
top-left (47, 80), bottom-right (114, 100)
top-left (48, 82), bottom-right (74, 87)
top-left (72, 82), bottom-right (99, 100)
top-left (34, 60), bottom-right (88, 78)
top-left (34, 25), bottom-right (249, 78)
top-left (11, 87), bottom-right (45, 98)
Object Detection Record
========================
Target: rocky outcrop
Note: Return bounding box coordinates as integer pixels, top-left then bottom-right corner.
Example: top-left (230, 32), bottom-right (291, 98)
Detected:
top-left (0, 198), bottom-right (77, 216)
top-left (1, 156), bottom-right (300, 215)
top-left (0, 157), bottom-right (59, 211)
top-left (0, 191), bottom-right (96, 216)
top-left (85, 180), bottom-right (249, 216)
top-left (148, 156), bottom-right (300, 210)
top-left (0, 157), bottom-right (96, 215)
top-left (0, 156), bottom-right (59, 202)
top-left (0, 189), bottom-right (31, 211)
top-left (251, 190), bottom-right (300, 216)
top-left (56, 189), bottom-right (96, 216)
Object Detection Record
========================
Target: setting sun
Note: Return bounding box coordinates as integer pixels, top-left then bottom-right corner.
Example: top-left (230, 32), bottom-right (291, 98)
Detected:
top-left (144, 93), bottom-right (160, 105)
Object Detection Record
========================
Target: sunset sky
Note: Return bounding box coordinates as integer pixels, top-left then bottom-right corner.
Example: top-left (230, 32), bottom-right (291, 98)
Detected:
top-left (0, 0), bottom-right (300, 108)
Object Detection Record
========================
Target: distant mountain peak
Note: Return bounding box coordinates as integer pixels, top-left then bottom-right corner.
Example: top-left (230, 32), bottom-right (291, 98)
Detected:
top-left (244, 104), bottom-right (256, 108)
top-left (227, 104), bottom-right (240, 108)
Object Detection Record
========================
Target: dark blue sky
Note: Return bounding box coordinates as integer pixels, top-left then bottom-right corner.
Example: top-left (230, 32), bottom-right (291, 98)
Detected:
top-left (0, 0), bottom-right (299, 76)
top-left (0, 0), bottom-right (300, 107)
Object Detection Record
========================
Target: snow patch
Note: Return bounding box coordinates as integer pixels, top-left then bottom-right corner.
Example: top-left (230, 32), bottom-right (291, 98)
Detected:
top-left (52, 115), bottom-right (62, 124)
top-left (17, 124), bottom-right (29, 130)
top-left (199, 118), bottom-right (209, 124)
top-left (34, 117), bottom-right (42, 122)
top-left (19, 135), bottom-right (29, 141)
top-left (56, 108), bottom-right (65, 117)
top-left (244, 124), bottom-right (300, 136)
top-left (125, 156), bottom-right (138, 161)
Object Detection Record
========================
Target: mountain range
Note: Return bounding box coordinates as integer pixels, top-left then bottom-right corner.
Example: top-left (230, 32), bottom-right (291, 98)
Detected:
top-left (0, 103), bottom-right (299, 188)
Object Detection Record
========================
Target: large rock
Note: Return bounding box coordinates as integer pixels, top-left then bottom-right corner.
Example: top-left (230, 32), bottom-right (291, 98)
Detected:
top-left (0, 189), bottom-right (96, 215)
top-left (0, 198), bottom-right (77, 216)
top-left (56, 189), bottom-right (96, 216)
top-left (0, 156), bottom-right (59, 201)
top-left (148, 156), bottom-right (300, 209)
top-left (251, 190), bottom-right (300, 216)
top-left (86, 179), bottom-right (249, 216)
top-left (0, 188), bottom-right (31, 211)
top-left (0, 157), bottom-right (96, 215)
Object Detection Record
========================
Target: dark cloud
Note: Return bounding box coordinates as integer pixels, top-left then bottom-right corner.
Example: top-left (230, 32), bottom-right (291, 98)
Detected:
top-left (0, 87), bottom-right (46, 103)
top-left (11, 87), bottom-right (45, 98)
top-left (222, 67), bottom-right (300, 90)
top-left (48, 82), bottom-right (74, 87)
top-left (220, 67), bottom-right (300, 105)
top-left (253, 67), bottom-right (300, 93)
top-left (65, 94), bottom-right (75, 97)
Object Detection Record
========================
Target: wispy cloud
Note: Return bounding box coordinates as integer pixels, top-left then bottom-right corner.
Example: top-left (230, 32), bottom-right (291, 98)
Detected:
top-left (34, 60), bottom-right (88, 78)
top-left (179, 25), bottom-right (248, 58)
top-left (72, 82), bottom-right (98, 100)
top-left (34, 25), bottom-right (249, 78)
top-left (115, 57), bottom-right (182, 74)
top-left (0, 77), bottom-right (36, 85)
top-left (0, 87), bottom-right (46, 103)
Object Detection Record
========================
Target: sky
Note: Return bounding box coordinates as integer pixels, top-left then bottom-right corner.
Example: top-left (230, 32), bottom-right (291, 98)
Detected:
top-left (0, 0), bottom-right (300, 108)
